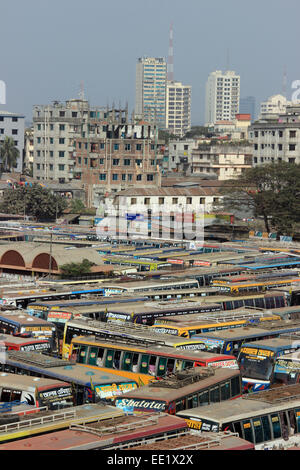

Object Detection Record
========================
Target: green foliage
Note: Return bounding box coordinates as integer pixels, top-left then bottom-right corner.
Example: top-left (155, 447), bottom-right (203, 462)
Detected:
top-left (218, 162), bottom-right (300, 236)
top-left (0, 136), bottom-right (20, 172)
top-left (0, 184), bottom-right (68, 221)
top-left (184, 126), bottom-right (212, 138)
top-left (70, 198), bottom-right (86, 214)
top-left (60, 258), bottom-right (95, 278)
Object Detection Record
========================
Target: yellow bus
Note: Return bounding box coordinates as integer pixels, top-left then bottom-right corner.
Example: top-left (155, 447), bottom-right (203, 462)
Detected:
top-left (69, 335), bottom-right (239, 387)
top-left (102, 256), bottom-right (171, 272)
top-left (212, 277), bottom-right (300, 295)
top-left (151, 309), bottom-right (282, 338)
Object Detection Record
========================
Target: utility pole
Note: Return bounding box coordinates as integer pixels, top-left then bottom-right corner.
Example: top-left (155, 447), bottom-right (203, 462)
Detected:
top-left (48, 230), bottom-right (53, 279)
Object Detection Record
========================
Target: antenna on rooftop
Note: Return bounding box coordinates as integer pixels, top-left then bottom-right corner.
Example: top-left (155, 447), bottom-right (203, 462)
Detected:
top-left (167, 22), bottom-right (174, 82)
top-left (282, 65), bottom-right (287, 98)
top-left (79, 81), bottom-right (85, 100)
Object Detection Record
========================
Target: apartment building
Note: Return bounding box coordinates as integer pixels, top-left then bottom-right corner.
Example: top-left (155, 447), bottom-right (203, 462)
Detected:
top-left (190, 144), bottom-right (252, 179)
top-left (168, 139), bottom-right (197, 172)
top-left (205, 70), bottom-right (240, 126)
top-left (249, 104), bottom-right (300, 165)
top-left (0, 110), bottom-right (25, 172)
top-left (165, 80), bottom-right (191, 137)
top-left (135, 57), bottom-right (167, 129)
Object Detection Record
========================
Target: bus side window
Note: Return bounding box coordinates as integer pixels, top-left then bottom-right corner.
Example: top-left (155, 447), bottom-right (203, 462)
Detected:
top-left (253, 418), bottom-right (264, 444)
top-left (77, 345), bottom-right (88, 364)
top-left (199, 390), bottom-right (209, 406)
top-left (132, 353), bottom-right (139, 372)
top-left (113, 350), bottom-right (122, 369)
top-left (88, 347), bottom-right (98, 366)
top-left (231, 376), bottom-right (241, 397)
top-left (221, 382), bottom-right (230, 401)
top-left (156, 357), bottom-right (167, 377)
top-left (175, 399), bottom-right (185, 413)
top-left (242, 420), bottom-right (254, 443)
top-left (182, 361), bottom-right (193, 371)
top-left (210, 386), bottom-right (220, 403)
top-left (192, 394), bottom-right (198, 408)
top-left (270, 413), bottom-right (282, 439)
top-left (232, 421), bottom-right (243, 438)
top-left (175, 360), bottom-right (183, 372)
top-left (261, 415), bottom-right (271, 442)
top-left (166, 358), bottom-right (175, 374)
top-left (97, 348), bottom-right (105, 367)
top-left (139, 354), bottom-right (150, 374)
top-left (105, 349), bottom-right (115, 368)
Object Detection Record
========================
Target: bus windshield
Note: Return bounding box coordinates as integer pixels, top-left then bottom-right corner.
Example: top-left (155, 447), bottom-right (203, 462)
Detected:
top-left (238, 346), bottom-right (275, 381)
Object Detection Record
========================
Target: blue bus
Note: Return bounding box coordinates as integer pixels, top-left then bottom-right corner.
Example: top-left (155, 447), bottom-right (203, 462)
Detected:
top-left (238, 336), bottom-right (300, 393)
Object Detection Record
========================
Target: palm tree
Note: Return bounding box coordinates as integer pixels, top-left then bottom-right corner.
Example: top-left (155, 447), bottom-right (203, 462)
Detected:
top-left (0, 136), bottom-right (20, 172)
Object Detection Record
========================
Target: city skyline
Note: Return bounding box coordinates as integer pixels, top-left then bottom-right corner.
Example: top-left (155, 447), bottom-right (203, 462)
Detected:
top-left (1, 0), bottom-right (300, 125)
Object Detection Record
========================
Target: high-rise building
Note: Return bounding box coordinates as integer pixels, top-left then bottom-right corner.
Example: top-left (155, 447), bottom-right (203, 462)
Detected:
top-left (135, 57), bottom-right (167, 129)
top-left (240, 96), bottom-right (256, 121)
top-left (166, 81), bottom-right (191, 137)
top-left (205, 70), bottom-right (240, 126)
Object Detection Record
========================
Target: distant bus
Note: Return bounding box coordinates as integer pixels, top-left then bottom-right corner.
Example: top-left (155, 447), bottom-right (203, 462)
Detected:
top-left (238, 336), bottom-right (300, 392)
top-left (69, 335), bottom-right (239, 387)
top-left (115, 367), bottom-right (242, 415)
top-left (211, 276), bottom-right (300, 295)
top-left (0, 333), bottom-right (50, 353)
top-left (105, 300), bottom-right (221, 326)
top-left (0, 372), bottom-right (74, 410)
top-left (101, 279), bottom-right (200, 293)
top-left (1, 350), bottom-right (138, 404)
top-left (151, 308), bottom-right (281, 338)
top-left (177, 384), bottom-right (300, 450)
top-left (0, 312), bottom-right (58, 353)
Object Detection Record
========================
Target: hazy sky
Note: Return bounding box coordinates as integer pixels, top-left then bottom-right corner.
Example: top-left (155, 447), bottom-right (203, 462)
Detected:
top-left (1, 0), bottom-right (300, 124)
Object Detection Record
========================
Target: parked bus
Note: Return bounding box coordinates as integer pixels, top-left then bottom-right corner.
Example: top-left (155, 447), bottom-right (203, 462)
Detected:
top-left (102, 256), bottom-right (171, 272)
top-left (101, 279), bottom-right (200, 293)
top-left (0, 372), bottom-right (74, 410)
top-left (0, 312), bottom-right (58, 353)
top-left (61, 317), bottom-right (215, 359)
top-left (2, 287), bottom-right (106, 309)
top-left (115, 366), bottom-right (242, 415)
top-left (238, 336), bottom-right (300, 392)
top-left (0, 333), bottom-right (50, 353)
top-left (176, 383), bottom-right (300, 450)
top-left (151, 308), bottom-right (282, 338)
top-left (105, 300), bottom-right (222, 326)
top-left (1, 350), bottom-right (138, 404)
top-left (274, 351), bottom-right (300, 385)
top-left (211, 277), bottom-right (300, 295)
top-left (69, 335), bottom-right (239, 386)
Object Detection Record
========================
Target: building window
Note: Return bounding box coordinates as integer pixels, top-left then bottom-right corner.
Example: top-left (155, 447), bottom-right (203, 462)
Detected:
top-left (59, 138), bottom-right (65, 144)
top-left (59, 124), bottom-right (65, 131)
top-left (290, 130), bottom-right (296, 138)
top-left (122, 174), bottom-right (126, 181)
top-left (99, 174), bottom-right (106, 180)
top-left (114, 143), bottom-right (119, 150)
top-left (59, 111), bottom-right (65, 117)
top-left (128, 174), bottom-right (133, 181)
top-left (125, 143), bottom-right (131, 151)
top-left (58, 164), bottom-right (65, 171)
top-left (59, 151), bottom-right (65, 158)
top-left (200, 197), bottom-right (205, 204)
top-left (289, 144), bottom-right (296, 151)
top-left (136, 144), bottom-right (142, 151)
top-left (144, 197), bottom-right (150, 205)
top-left (131, 198), bottom-right (137, 205)
top-left (12, 129), bottom-right (18, 135)
top-left (123, 159), bottom-right (131, 166)
top-left (172, 197), bottom-right (178, 204)
top-left (99, 158), bottom-right (104, 164)
top-left (113, 159), bottom-right (119, 165)
top-left (137, 174), bottom-right (142, 181)
top-left (159, 197), bottom-right (165, 205)
top-left (147, 174), bottom-right (154, 181)
top-left (112, 174), bottom-right (118, 181)
top-left (186, 197), bottom-right (192, 204)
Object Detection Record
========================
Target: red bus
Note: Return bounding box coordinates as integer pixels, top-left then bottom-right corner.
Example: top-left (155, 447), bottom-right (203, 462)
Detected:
top-left (0, 333), bottom-right (51, 353)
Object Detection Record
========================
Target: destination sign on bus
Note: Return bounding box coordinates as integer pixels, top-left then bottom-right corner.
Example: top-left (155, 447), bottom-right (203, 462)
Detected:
top-left (95, 382), bottom-right (137, 399)
top-left (115, 398), bottom-right (166, 411)
top-left (240, 347), bottom-right (275, 357)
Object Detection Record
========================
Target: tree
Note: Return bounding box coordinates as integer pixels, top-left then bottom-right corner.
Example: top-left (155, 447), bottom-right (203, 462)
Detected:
top-left (0, 136), bottom-right (20, 172)
top-left (217, 162), bottom-right (300, 236)
top-left (60, 258), bottom-right (95, 278)
top-left (70, 198), bottom-right (86, 214)
top-left (0, 184), bottom-right (68, 221)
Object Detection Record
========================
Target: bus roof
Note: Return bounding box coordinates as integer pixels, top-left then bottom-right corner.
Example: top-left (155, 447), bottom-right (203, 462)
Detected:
top-left (0, 334), bottom-right (49, 345)
top-left (115, 367), bottom-right (239, 403)
top-left (106, 300), bottom-right (221, 315)
top-left (240, 337), bottom-right (300, 350)
top-left (0, 311), bottom-right (55, 327)
top-left (101, 279), bottom-right (199, 289)
top-left (5, 351), bottom-right (138, 387)
top-left (0, 371), bottom-right (70, 390)
top-left (177, 384), bottom-right (300, 424)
